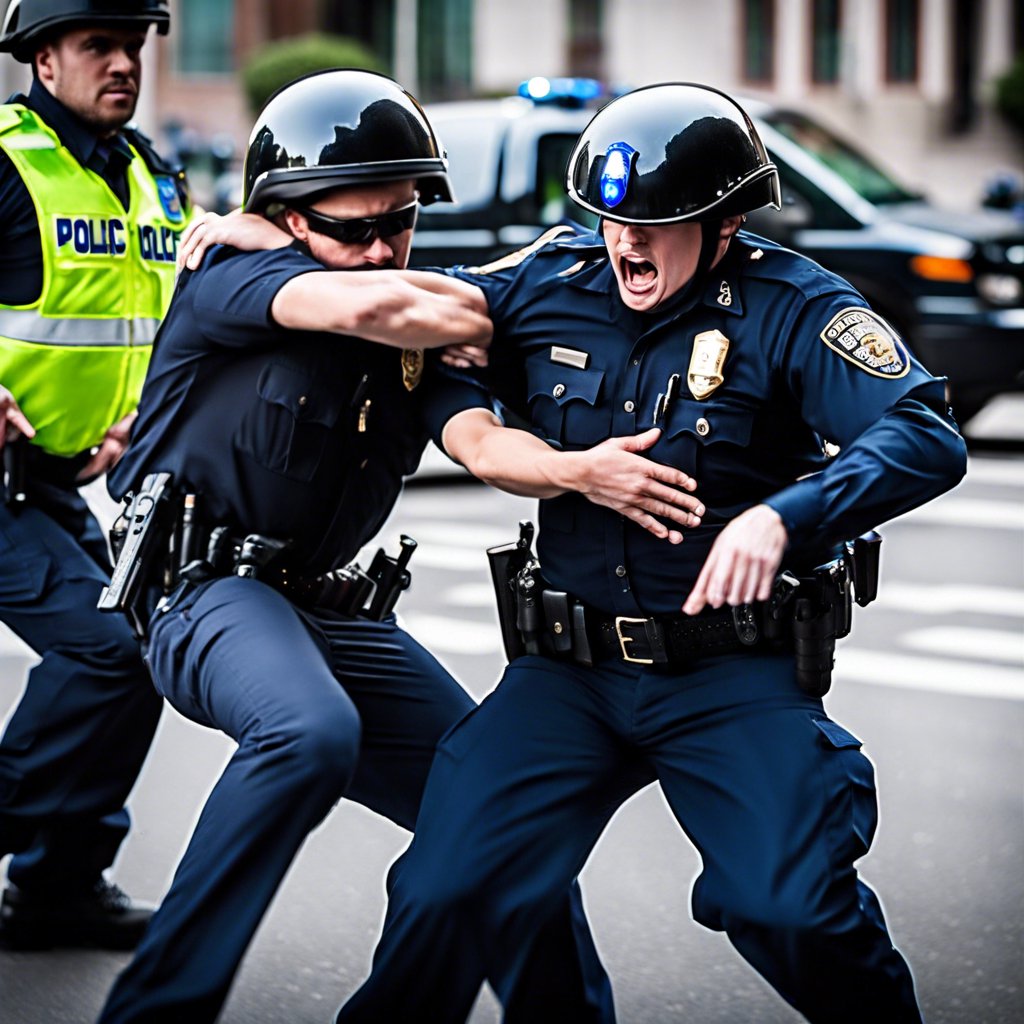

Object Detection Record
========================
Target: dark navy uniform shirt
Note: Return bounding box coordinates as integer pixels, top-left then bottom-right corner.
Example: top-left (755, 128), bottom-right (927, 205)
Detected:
top-left (109, 243), bottom-right (473, 575)
top-left (0, 80), bottom-right (135, 305)
top-left (442, 227), bottom-right (967, 616)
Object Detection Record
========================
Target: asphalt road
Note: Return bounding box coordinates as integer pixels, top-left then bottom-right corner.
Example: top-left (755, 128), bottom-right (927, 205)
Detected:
top-left (1, 431), bottom-right (1021, 1023)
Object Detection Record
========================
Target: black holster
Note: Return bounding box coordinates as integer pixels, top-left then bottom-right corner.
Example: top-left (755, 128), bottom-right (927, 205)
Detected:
top-left (2, 435), bottom-right (28, 508)
top-left (98, 472), bottom-right (176, 639)
top-left (487, 521), bottom-right (539, 661)
top-left (787, 531), bottom-right (882, 696)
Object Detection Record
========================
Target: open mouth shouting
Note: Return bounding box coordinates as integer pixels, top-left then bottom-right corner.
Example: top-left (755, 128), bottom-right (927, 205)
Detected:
top-left (619, 252), bottom-right (658, 299)
top-left (604, 219), bottom-right (705, 312)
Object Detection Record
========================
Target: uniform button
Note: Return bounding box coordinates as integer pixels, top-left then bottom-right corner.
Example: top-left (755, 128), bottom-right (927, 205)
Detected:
top-left (615, 565), bottom-right (627, 578)
top-left (623, 400), bottom-right (635, 413)
top-left (298, 395), bottom-right (308, 406)
top-left (695, 417), bottom-right (710, 436)
top-left (552, 383), bottom-right (566, 399)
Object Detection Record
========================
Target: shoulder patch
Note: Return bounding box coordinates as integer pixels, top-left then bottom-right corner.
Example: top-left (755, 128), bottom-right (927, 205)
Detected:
top-left (464, 225), bottom-right (577, 275)
top-left (819, 307), bottom-right (910, 379)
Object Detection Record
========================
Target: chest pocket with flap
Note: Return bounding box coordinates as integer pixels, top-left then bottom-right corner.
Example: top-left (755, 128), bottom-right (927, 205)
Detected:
top-left (525, 350), bottom-right (608, 448)
top-left (237, 362), bottom-right (343, 481)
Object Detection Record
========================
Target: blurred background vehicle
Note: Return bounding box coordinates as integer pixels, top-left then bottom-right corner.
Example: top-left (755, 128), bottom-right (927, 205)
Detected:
top-left (411, 79), bottom-right (1024, 427)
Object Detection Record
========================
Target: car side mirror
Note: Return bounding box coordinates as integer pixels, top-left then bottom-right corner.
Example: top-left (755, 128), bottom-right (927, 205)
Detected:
top-left (777, 191), bottom-right (813, 230)
top-left (745, 190), bottom-right (813, 241)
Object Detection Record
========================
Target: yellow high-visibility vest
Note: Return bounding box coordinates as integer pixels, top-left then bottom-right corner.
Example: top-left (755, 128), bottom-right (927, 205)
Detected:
top-left (0, 104), bottom-right (189, 457)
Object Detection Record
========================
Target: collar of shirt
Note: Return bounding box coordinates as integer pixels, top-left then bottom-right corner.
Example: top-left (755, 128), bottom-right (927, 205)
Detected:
top-left (23, 79), bottom-right (134, 175)
top-left (551, 226), bottom-right (752, 334)
top-left (699, 239), bottom-right (748, 318)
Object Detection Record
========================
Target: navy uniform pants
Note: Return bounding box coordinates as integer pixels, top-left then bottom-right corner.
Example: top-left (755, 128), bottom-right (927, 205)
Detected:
top-left (0, 484), bottom-right (161, 893)
top-left (339, 651), bottom-right (923, 1024)
top-left (99, 577), bottom-right (612, 1024)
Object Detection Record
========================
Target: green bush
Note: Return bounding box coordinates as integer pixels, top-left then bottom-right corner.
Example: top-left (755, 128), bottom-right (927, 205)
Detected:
top-left (994, 53), bottom-right (1024, 137)
top-left (241, 33), bottom-right (385, 115)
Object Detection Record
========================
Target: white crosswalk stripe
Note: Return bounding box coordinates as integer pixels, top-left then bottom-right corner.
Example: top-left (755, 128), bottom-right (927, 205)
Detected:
top-left (893, 497), bottom-right (1024, 530)
top-left (900, 627), bottom-right (1023, 665)
top-left (836, 649), bottom-right (1024, 701)
top-left (874, 583), bottom-right (1024, 617)
top-left (401, 613), bottom-right (499, 655)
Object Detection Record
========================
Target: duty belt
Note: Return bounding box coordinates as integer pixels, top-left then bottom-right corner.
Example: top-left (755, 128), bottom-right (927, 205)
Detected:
top-left (101, 483), bottom-right (417, 638)
top-left (591, 606), bottom-right (761, 666)
top-left (487, 520), bottom-right (883, 694)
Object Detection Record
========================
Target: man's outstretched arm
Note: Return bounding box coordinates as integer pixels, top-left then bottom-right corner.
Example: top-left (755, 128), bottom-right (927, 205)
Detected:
top-left (270, 271), bottom-right (492, 352)
top-left (179, 209), bottom-right (493, 356)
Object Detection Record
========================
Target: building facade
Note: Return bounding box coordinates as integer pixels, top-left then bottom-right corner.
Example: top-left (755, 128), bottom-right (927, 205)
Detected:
top-left (1, 0), bottom-right (1021, 210)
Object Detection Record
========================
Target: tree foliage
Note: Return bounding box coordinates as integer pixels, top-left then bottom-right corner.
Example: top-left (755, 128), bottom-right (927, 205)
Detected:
top-left (994, 54), bottom-right (1024, 137)
top-left (241, 33), bottom-right (385, 115)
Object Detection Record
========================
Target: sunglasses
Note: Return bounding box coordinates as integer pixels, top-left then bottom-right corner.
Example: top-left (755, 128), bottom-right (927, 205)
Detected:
top-left (295, 200), bottom-right (419, 245)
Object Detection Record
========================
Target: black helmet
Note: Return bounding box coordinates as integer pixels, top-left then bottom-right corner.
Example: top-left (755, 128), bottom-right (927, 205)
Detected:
top-left (566, 82), bottom-right (781, 224)
top-left (0, 0), bottom-right (169, 62)
top-left (243, 68), bottom-right (454, 214)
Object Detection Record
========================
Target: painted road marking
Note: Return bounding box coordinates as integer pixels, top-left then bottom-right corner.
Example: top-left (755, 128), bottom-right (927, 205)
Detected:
top-left (965, 459), bottom-right (1024, 487)
top-left (836, 649), bottom-right (1024, 701)
top-left (875, 583), bottom-right (1024, 617)
top-left (401, 613), bottom-right (498, 655)
top-left (901, 627), bottom-right (1023, 666)
top-left (893, 498), bottom-right (1024, 531)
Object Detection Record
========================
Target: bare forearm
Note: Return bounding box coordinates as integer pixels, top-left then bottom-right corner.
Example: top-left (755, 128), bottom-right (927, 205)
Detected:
top-left (272, 272), bottom-right (492, 349)
top-left (443, 410), bottom-right (704, 542)
top-left (443, 410), bottom-right (569, 497)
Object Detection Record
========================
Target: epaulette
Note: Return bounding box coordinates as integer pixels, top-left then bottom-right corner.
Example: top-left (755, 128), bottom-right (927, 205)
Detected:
top-left (462, 224), bottom-right (578, 275)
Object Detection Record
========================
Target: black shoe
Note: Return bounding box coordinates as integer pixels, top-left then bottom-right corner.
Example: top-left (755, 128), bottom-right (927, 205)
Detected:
top-left (0, 879), bottom-right (154, 951)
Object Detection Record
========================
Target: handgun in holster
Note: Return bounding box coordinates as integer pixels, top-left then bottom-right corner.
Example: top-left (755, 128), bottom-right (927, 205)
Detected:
top-left (2, 435), bottom-right (27, 508)
top-left (98, 472), bottom-right (175, 639)
top-left (487, 521), bottom-right (538, 660)
top-left (364, 535), bottom-right (417, 621)
top-left (789, 530), bottom-right (882, 697)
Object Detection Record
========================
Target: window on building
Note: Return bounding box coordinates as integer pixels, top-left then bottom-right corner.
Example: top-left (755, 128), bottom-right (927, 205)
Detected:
top-left (175, 0), bottom-right (234, 74)
top-left (742, 0), bottom-right (775, 84)
top-left (568, 0), bottom-right (603, 80)
top-left (325, 1), bottom-right (395, 72)
top-left (418, 0), bottom-right (472, 101)
top-left (885, 0), bottom-right (919, 83)
top-left (811, 0), bottom-right (841, 84)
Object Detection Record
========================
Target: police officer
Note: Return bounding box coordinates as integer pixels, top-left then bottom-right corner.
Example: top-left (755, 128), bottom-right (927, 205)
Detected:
top-left (96, 69), bottom-right (612, 1024)
top-left (0, 0), bottom-right (188, 949)
top-left (335, 84), bottom-right (969, 1022)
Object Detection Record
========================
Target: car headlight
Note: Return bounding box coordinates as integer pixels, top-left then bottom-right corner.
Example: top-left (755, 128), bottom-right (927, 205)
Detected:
top-left (976, 273), bottom-right (1024, 306)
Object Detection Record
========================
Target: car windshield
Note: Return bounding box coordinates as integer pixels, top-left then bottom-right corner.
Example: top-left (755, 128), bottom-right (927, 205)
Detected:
top-left (429, 113), bottom-right (507, 210)
top-left (763, 110), bottom-right (921, 205)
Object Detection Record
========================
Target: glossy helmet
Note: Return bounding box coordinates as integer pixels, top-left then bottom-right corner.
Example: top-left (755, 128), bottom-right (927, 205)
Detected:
top-left (243, 68), bottom-right (454, 214)
top-left (566, 82), bottom-right (781, 224)
top-left (0, 0), bottom-right (169, 62)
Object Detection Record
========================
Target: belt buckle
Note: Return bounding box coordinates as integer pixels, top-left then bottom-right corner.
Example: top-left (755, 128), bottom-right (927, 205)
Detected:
top-left (614, 616), bottom-right (654, 664)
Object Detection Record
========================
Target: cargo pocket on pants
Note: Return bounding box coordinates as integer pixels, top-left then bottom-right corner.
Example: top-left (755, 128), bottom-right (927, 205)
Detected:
top-left (812, 716), bottom-right (878, 864)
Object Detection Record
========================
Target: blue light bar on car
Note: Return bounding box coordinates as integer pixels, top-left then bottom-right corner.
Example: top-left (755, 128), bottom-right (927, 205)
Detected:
top-left (517, 77), bottom-right (604, 106)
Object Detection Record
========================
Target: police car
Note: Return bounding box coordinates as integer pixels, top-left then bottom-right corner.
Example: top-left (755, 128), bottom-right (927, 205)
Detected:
top-left (411, 77), bottom-right (1024, 426)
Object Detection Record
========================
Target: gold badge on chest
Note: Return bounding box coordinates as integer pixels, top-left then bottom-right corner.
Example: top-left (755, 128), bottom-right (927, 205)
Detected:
top-left (687, 329), bottom-right (730, 400)
top-left (401, 348), bottom-right (424, 391)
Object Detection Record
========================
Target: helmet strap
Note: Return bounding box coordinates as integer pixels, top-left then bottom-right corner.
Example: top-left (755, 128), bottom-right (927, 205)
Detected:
top-left (695, 219), bottom-right (723, 281)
